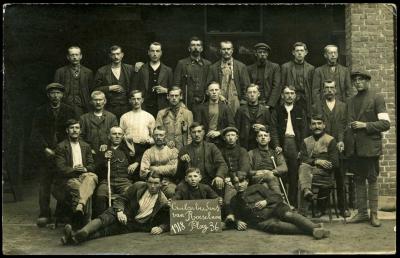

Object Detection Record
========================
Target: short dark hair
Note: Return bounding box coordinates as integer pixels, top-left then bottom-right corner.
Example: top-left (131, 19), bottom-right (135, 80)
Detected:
top-left (189, 122), bottom-right (205, 132)
top-left (256, 126), bottom-right (270, 136)
top-left (185, 167), bottom-right (201, 176)
top-left (110, 45), bottom-right (122, 53)
top-left (282, 85), bottom-right (296, 93)
top-left (67, 46), bottom-right (81, 54)
top-left (149, 42), bottom-right (162, 50)
top-left (65, 119), bottom-right (80, 129)
top-left (169, 86), bottom-right (182, 94)
top-left (153, 125), bottom-right (167, 133)
top-left (207, 81), bottom-right (220, 89)
top-left (129, 90), bottom-right (143, 98)
top-left (146, 171), bottom-right (163, 182)
top-left (236, 174), bottom-right (249, 183)
top-left (311, 114), bottom-right (325, 123)
top-left (246, 83), bottom-right (260, 92)
top-left (189, 36), bottom-right (203, 46)
top-left (292, 42), bottom-right (308, 51)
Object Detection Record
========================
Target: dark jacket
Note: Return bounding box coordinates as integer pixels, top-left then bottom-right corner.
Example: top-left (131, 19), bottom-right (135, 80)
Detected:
top-left (193, 101), bottom-right (235, 137)
top-left (281, 60), bottom-right (315, 113)
top-left (79, 110), bottom-right (118, 153)
top-left (312, 99), bottom-right (347, 143)
top-left (177, 142), bottom-right (228, 184)
top-left (173, 182), bottom-right (219, 200)
top-left (207, 59), bottom-right (251, 102)
top-left (54, 65), bottom-right (94, 112)
top-left (312, 63), bottom-right (352, 105)
top-left (235, 104), bottom-right (273, 150)
top-left (230, 184), bottom-right (283, 224)
top-left (113, 182), bottom-right (170, 231)
top-left (94, 63), bottom-right (135, 106)
top-left (30, 103), bottom-right (77, 160)
top-left (248, 148), bottom-right (288, 178)
top-left (344, 89), bottom-right (390, 158)
top-left (270, 103), bottom-right (308, 150)
top-left (247, 60), bottom-right (281, 108)
top-left (174, 56), bottom-right (211, 108)
top-left (133, 62), bottom-right (173, 111)
top-left (220, 144), bottom-right (251, 179)
top-left (54, 139), bottom-right (95, 179)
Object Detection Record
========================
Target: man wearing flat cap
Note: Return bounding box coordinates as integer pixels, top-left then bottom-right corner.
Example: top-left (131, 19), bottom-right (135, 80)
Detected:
top-left (219, 126), bottom-right (251, 218)
top-left (345, 71), bottom-right (390, 227)
top-left (207, 40), bottom-right (251, 116)
top-left (30, 82), bottom-right (77, 227)
top-left (247, 42), bottom-right (281, 110)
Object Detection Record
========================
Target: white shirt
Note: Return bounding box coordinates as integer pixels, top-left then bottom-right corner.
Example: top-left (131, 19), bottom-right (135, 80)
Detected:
top-left (120, 110), bottom-right (155, 151)
top-left (284, 104), bottom-right (295, 136)
top-left (111, 66), bottom-right (121, 80)
top-left (70, 141), bottom-right (83, 167)
top-left (326, 99), bottom-right (336, 111)
top-left (135, 190), bottom-right (158, 221)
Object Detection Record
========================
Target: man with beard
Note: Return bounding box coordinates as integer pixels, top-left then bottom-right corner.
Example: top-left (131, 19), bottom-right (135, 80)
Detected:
top-left (228, 173), bottom-right (330, 239)
top-left (140, 126), bottom-right (179, 199)
top-left (247, 43), bottom-right (281, 110)
top-left (312, 45), bottom-right (352, 106)
top-left (270, 85), bottom-right (308, 208)
top-left (174, 37), bottom-right (211, 110)
top-left (176, 122), bottom-right (228, 196)
top-left (298, 115), bottom-right (339, 216)
top-left (94, 45), bottom-right (137, 120)
top-left (345, 71), bottom-right (390, 227)
top-left (79, 91), bottom-right (118, 164)
top-left (207, 40), bottom-right (250, 115)
top-left (93, 126), bottom-right (139, 217)
top-left (281, 42), bottom-right (315, 117)
top-left (61, 171), bottom-right (170, 245)
top-left (312, 80), bottom-right (349, 217)
top-left (156, 86), bottom-right (193, 150)
top-left (31, 83), bottom-right (77, 227)
top-left (235, 84), bottom-right (273, 151)
top-left (54, 46), bottom-right (93, 116)
top-left (193, 82), bottom-right (235, 147)
top-left (133, 42), bottom-right (173, 117)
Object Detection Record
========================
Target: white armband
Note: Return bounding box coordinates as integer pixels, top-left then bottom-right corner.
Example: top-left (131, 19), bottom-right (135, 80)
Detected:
top-left (377, 112), bottom-right (390, 122)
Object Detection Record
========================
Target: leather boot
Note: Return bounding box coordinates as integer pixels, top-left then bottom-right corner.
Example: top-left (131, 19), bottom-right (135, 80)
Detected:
top-left (349, 179), bottom-right (369, 223)
top-left (282, 210), bottom-right (320, 235)
top-left (72, 218), bottom-right (103, 244)
top-left (368, 182), bottom-right (381, 227)
top-left (61, 224), bottom-right (74, 245)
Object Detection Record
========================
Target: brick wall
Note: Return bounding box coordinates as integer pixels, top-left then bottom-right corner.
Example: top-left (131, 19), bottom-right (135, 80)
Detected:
top-left (345, 3), bottom-right (396, 196)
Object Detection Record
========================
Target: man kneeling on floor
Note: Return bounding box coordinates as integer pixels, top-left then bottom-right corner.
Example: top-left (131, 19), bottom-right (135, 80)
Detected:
top-left (61, 171), bottom-right (170, 245)
top-left (228, 173), bottom-right (330, 240)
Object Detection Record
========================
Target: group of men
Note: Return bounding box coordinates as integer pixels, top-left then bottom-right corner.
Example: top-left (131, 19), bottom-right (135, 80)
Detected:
top-left (31, 36), bottom-right (390, 244)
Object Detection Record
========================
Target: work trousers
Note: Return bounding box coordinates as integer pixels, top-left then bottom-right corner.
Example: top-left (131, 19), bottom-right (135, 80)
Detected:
top-left (282, 136), bottom-right (299, 207)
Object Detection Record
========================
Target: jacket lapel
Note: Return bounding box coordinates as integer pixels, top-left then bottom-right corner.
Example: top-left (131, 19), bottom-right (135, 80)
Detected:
top-left (143, 64), bottom-right (150, 92)
top-left (158, 63), bottom-right (166, 86)
top-left (233, 59), bottom-right (240, 81)
top-left (356, 91), bottom-right (370, 120)
top-left (290, 61), bottom-right (297, 82)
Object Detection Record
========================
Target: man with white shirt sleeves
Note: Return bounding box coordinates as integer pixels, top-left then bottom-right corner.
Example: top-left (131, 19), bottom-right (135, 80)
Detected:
top-left (270, 86), bottom-right (308, 208)
top-left (345, 71), bottom-right (390, 227)
top-left (94, 45), bottom-right (136, 120)
top-left (120, 90), bottom-right (155, 179)
top-left (312, 80), bottom-right (349, 216)
top-left (53, 119), bottom-right (98, 229)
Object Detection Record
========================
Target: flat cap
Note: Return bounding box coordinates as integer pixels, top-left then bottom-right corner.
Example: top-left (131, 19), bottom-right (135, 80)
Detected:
top-left (222, 126), bottom-right (239, 136)
top-left (351, 71), bottom-right (371, 81)
top-left (46, 82), bottom-right (65, 92)
top-left (254, 43), bottom-right (271, 51)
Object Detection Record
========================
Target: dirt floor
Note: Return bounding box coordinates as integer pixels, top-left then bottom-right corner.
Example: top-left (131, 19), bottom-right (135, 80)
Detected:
top-left (2, 179), bottom-right (397, 255)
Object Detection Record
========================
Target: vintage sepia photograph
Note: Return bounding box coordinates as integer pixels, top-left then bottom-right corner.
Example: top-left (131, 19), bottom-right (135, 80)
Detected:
top-left (3, 3), bottom-right (396, 255)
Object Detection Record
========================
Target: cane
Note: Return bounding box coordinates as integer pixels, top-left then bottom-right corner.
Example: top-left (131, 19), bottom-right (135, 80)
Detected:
top-left (271, 156), bottom-right (291, 207)
top-left (107, 157), bottom-right (112, 207)
top-left (339, 151), bottom-right (347, 224)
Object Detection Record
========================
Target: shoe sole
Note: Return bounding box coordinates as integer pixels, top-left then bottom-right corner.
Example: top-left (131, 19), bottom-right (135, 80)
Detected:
top-left (61, 224), bottom-right (73, 245)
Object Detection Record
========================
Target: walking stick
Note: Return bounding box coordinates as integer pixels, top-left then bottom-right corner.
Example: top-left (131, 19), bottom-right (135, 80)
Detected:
top-left (107, 157), bottom-right (112, 207)
top-left (339, 152), bottom-right (347, 224)
top-left (271, 156), bottom-right (291, 207)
